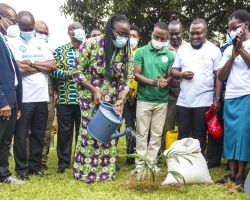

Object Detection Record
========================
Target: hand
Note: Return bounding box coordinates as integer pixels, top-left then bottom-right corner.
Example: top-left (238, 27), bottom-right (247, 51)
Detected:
top-left (93, 89), bottom-right (102, 105)
top-left (17, 110), bottom-right (21, 120)
top-left (235, 28), bottom-right (246, 51)
top-left (0, 105), bottom-right (11, 120)
top-left (181, 71), bottom-right (195, 80)
top-left (213, 99), bottom-right (221, 114)
top-left (169, 87), bottom-right (180, 96)
top-left (159, 74), bottom-right (168, 88)
top-left (114, 99), bottom-right (124, 115)
top-left (152, 74), bottom-right (160, 87)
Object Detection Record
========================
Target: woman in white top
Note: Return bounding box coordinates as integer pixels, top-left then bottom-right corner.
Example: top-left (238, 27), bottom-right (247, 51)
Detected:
top-left (216, 10), bottom-right (250, 188)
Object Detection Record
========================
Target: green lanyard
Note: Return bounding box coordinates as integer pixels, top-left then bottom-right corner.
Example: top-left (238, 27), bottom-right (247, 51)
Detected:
top-left (110, 48), bottom-right (117, 68)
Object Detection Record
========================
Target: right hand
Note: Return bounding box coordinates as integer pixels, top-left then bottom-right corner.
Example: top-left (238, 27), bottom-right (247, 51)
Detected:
top-left (152, 74), bottom-right (160, 87)
top-left (0, 105), bottom-right (11, 120)
top-left (181, 71), bottom-right (195, 80)
top-left (169, 87), bottom-right (180, 96)
top-left (93, 89), bottom-right (102, 105)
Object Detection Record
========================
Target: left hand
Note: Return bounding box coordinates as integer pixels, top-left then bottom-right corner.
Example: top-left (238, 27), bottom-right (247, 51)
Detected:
top-left (114, 99), bottom-right (124, 115)
top-left (17, 110), bottom-right (21, 120)
top-left (213, 99), bottom-right (221, 114)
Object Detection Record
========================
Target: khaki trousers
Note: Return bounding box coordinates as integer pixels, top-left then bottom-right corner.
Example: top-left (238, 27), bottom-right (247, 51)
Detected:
top-left (135, 101), bottom-right (168, 166)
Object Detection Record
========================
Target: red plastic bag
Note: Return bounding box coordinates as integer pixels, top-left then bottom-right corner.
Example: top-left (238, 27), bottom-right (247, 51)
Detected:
top-left (205, 104), bottom-right (223, 138)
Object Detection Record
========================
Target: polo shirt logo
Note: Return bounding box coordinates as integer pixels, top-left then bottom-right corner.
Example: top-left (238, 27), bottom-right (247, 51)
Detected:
top-left (162, 56), bottom-right (168, 63)
top-left (36, 45), bottom-right (42, 51)
top-left (19, 45), bottom-right (27, 52)
top-left (199, 55), bottom-right (206, 60)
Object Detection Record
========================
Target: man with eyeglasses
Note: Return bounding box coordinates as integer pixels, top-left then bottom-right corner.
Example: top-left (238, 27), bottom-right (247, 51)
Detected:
top-left (133, 22), bottom-right (174, 169)
top-left (8, 11), bottom-right (56, 180)
top-left (52, 22), bottom-right (85, 173)
top-left (0, 3), bottom-right (24, 185)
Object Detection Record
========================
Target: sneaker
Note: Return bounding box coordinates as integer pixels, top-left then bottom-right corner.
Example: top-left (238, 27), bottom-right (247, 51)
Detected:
top-left (215, 174), bottom-right (235, 184)
top-left (2, 176), bottom-right (25, 185)
top-left (207, 161), bottom-right (221, 169)
top-left (235, 176), bottom-right (246, 188)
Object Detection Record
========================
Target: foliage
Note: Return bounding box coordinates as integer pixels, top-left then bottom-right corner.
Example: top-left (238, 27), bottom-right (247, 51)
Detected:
top-left (121, 149), bottom-right (194, 189)
top-left (60, 0), bottom-right (250, 44)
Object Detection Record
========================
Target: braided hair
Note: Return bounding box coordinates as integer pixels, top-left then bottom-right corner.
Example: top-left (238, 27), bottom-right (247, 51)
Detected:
top-left (104, 14), bottom-right (130, 77)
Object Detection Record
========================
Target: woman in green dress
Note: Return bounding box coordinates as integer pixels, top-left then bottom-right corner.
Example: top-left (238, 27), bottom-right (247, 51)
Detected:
top-left (72, 14), bottom-right (133, 183)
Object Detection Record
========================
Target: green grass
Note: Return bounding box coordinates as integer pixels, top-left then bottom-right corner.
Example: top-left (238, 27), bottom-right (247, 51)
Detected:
top-left (1, 127), bottom-right (250, 199)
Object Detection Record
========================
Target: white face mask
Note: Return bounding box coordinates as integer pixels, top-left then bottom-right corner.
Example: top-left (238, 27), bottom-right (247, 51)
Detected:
top-left (6, 25), bottom-right (19, 38)
top-left (73, 29), bottom-right (86, 41)
top-left (151, 38), bottom-right (166, 50)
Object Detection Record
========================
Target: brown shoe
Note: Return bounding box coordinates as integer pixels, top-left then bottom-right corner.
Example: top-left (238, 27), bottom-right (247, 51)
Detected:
top-left (41, 164), bottom-right (48, 171)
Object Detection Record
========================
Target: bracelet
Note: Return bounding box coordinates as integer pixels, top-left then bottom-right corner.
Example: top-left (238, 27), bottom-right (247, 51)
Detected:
top-left (118, 97), bottom-right (126, 103)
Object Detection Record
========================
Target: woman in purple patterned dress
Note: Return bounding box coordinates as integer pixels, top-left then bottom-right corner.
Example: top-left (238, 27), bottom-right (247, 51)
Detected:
top-left (72, 14), bottom-right (133, 183)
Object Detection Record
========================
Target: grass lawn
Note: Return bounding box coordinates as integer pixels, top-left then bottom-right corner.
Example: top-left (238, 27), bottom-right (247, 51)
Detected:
top-left (0, 125), bottom-right (249, 200)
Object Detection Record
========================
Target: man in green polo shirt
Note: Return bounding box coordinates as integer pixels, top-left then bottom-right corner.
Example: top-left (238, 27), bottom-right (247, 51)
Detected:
top-left (133, 22), bottom-right (174, 168)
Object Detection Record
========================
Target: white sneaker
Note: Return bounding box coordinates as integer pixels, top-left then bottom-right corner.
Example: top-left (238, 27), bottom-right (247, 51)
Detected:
top-left (3, 176), bottom-right (25, 185)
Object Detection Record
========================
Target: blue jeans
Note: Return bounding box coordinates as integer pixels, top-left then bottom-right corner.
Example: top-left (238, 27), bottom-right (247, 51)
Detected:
top-left (123, 101), bottom-right (136, 154)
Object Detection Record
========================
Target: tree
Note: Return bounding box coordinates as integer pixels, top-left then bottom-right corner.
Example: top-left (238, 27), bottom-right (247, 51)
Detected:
top-left (60, 0), bottom-right (250, 45)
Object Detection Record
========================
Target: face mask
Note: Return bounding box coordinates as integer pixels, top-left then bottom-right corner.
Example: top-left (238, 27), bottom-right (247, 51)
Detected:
top-left (226, 27), bottom-right (242, 46)
top-left (73, 29), bottom-right (86, 41)
top-left (226, 34), bottom-right (233, 45)
top-left (20, 30), bottom-right (35, 41)
top-left (112, 36), bottom-right (128, 48)
top-left (35, 33), bottom-right (49, 43)
top-left (190, 40), bottom-right (204, 50)
top-left (151, 39), bottom-right (166, 50)
top-left (0, 17), bottom-right (19, 38)
top-left (129, 38), bottom-right (138, 48)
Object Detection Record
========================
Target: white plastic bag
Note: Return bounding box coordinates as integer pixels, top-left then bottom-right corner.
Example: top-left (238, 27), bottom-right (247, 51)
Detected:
top-left (162, 138), bottom-right (213, 185)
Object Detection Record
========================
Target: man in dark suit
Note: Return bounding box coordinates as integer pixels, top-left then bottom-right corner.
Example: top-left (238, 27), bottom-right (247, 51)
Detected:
top-left (0, 3), bottom-right (23, 185)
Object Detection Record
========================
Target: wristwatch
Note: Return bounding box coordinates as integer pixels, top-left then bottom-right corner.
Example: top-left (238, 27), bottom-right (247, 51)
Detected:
top-left (118, 97), bottom-right (126, 103)
top-left (215, 97), bottom-right (221, 101)
top-left (29, 60), bottom-right (35, 67)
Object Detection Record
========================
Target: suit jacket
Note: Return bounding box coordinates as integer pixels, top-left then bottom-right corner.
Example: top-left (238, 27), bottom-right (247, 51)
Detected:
top-left (0, 35), bottom-right (22, 110)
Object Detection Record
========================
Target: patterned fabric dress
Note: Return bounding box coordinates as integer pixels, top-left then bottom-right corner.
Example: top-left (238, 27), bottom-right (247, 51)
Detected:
top-left (72, 35), bottom-right (133, 181)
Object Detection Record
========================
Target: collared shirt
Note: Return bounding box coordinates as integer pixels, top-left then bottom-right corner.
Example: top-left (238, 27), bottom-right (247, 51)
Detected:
top-left (166, 40), bottom-right (188, 100)
top-left (52, 43), bottom-right (79, 105)
top-left (134, 42), bottom-right (174, 103)
top-left (0, 33), bottom-right (18, 86)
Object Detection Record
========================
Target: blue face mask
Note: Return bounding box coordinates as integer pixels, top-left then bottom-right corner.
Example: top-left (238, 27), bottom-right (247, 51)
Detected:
top-left (20, 30), bottom-right (35, 41)
top-left (112, 36), bottom-right (128, 48)
top-left (226, 27), bottom-right (242, 45)
top-left (129, 38), bottom-right (138, 48)
top-left (35, 33), bottom-right (49, 43)
top-left (226, 34), bottom-right (233, 45)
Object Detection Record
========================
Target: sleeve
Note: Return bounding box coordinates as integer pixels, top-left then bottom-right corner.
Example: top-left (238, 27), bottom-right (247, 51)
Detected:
top-left (213, 47), bottom-right (222, 71)
top-left (118, 52), bottom-right (133, 94)
top-left (7, 39), bottom-right (22, 61)
top-left (218, 46), bottom-right (231, 69)
top-left (133, 48), bottom-right (143, 66)
top-left (72, 41), bottom-right (90, 85)
top-left (0, 89), bottom-right (8, 108)
top-left (51, 47), bottom-right (68, 79)
top-left (172, 51), bottom-right (181, 68)
top-left (167, 53), bottom-right (175, 70)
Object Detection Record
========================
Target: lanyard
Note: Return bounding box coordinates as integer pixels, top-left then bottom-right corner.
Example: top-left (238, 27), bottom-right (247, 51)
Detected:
top-left (110, 48), bottom-right (117, 68)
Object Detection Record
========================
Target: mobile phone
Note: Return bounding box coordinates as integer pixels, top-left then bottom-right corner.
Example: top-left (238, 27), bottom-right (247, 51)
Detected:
top-left (233, 22), bottom-right (246, 46)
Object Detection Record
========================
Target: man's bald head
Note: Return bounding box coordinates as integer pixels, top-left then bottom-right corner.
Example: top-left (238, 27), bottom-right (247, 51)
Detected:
top-left (0, 3), bottom-right (16, 16)
top-left (0, 3), bottom-right (17, 35)
top-left (35, 20), bottom-right (49, 33)
top-left (68, 22), bottom-right (83, 31)
top-left (17, 11), bottom-right (35, 32)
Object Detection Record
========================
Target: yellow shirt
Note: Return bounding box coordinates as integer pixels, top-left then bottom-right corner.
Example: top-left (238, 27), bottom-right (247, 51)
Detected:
top-left (130, 48), bottom-right (139, 98)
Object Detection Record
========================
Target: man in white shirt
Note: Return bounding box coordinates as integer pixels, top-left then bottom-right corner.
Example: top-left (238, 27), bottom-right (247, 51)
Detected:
top-left (8, 11), bottom-right (56, 180)
top-left (171, 19), bottom-right (222, 152)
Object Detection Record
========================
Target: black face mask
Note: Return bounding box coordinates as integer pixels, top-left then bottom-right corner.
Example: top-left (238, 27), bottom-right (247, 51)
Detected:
top-left (190, 40), bottom-right (204, 50)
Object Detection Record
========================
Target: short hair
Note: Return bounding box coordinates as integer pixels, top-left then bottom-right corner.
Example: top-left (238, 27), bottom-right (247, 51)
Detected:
top-left (0, 3), bottom-right (16, 16)
top-left (18, 11), bottom-right (35, 23)
top-left (169, 20), bottom-right (183, 27)
top-left (90, 28), bottom-right (102, 35)
top-left (154, 22), bottom-right (168, 31)
top-left (210, 40), bottom-right (220, 48)
top-left (130, 25), bottom-right (140, 37)
top-left (68, 22), bottom-right (82, 31)
top-left (229, 10), bottom-right (250, 31)
top-left (191, 18), bottom-right (207, 28)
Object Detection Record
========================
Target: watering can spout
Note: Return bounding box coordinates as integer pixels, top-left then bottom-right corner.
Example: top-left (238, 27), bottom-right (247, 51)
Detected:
top-left (110, 127), bottom-right (136, 140)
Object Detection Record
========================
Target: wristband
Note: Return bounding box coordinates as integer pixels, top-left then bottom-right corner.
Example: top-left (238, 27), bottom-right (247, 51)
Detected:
top-left (118, 97), bottom-right (126, 103)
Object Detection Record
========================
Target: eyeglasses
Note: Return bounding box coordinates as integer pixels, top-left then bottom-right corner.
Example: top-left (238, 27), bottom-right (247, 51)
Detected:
top-left (112, 29), bottom-right (130, 38)
top-left (224, 22), bottom-right (245, 34)
top-left (36, 31), bottom-right (50, 36)
top-left (70, 26), bottom-right (85, 31)
top-left (0, 15), bottom-right (17, 25)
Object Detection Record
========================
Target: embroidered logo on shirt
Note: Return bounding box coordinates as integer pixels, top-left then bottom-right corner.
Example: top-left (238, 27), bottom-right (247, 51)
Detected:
top-left (162, 56), bottom-right (168, 63)
top-left (36, 45), bottom-right (42, 51)
top-left (19, 45), bottom-right (27, 52)
top-left (199, 55), bottom-right (206, 60)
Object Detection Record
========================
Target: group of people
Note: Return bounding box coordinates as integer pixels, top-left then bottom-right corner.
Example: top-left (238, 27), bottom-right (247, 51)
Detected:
top-left (0, 2), bottom-right (250, 189)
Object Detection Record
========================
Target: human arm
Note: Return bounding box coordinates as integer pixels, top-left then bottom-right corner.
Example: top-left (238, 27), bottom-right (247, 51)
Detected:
top-left (213, 70), bottom-right (222, 114)
top-left (21, 59), bottom-right (56, 74)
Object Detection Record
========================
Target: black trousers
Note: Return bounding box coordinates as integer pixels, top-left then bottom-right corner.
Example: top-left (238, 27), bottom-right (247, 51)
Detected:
top-left (176, 106), bottom-right (210, 153)
top-left (57, 104), bottom-right (80, 169)
top-left (0, 99), bottom-right (17, 181)
top-left (14, 102), bottom-right (48, 175)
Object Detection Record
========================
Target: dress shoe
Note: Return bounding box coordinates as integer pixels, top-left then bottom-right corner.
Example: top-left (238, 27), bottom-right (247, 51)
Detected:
top-left (17, 173), bottom-right (29, 180)
top-left (29, 170), bottom-right (46, 177)
top-left (207, 161), bottom-right (221, 169)
top-left (124, 158), bottom-right (135, 166)
top-left (57, 167), bottom-right (65, 173)
top-left (41, 164), bottom-right (48, 171)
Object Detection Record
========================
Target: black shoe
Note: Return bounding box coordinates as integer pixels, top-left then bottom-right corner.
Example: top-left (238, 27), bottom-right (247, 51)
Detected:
top-left (235, 176), bottom-right (246, 188)
top-left (17, 173), bottom-right (29, 180)
top-left (215, 174), bottom-right (235, 184)
top-left (57, 167), bottom-right (65, 173)
top-left (29, 170), bottom-right (46, 177)
top-left (85, 181), bottom-right (95, 184)
top-left (124, 158), bottom-right (135, 166)
top-left (116, 165), bottom-right (120, 171)
top-left (207, 161), bottom-right (221, 169)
